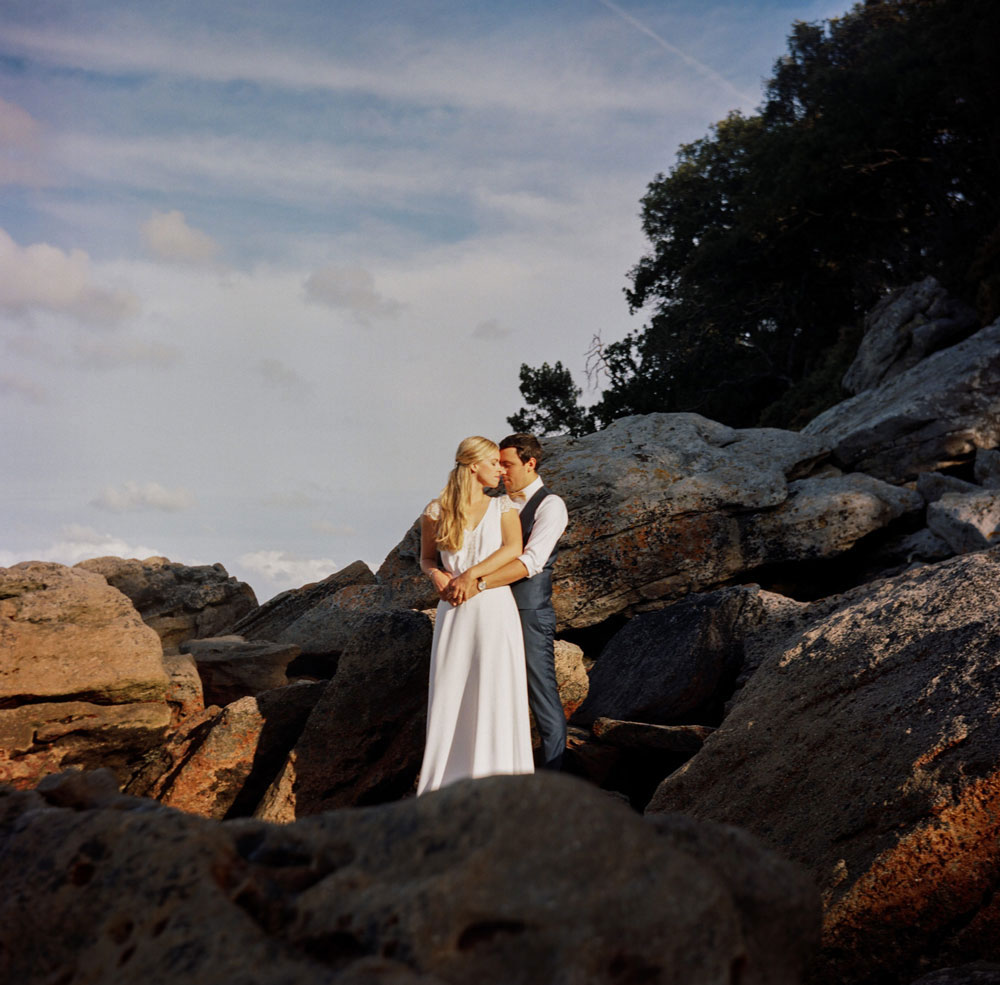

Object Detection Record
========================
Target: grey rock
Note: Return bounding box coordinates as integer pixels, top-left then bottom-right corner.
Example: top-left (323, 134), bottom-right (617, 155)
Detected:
top-left (917, 471), bottom-right (982, 504)
top-left (181, 636), bottom-right (300, 706)
top-left (927, 490), bottom-right (1000, 554)
top-left (974, 447), bottom-right (1000, 489)
top-left (76, 555), bottom-right (258, 652)
top-left (804, 319), bottom-right (1000, 483)
top-left (256, 608), bottom-right (434, 819)
top-left (843, 277), bottom-right (978, 394)
top-left (0, 771), bottom-right (820, 985)
top-left (228, 559), bottom-right (375, 641)
top-left (648, 548), bottom-right (1000, 985)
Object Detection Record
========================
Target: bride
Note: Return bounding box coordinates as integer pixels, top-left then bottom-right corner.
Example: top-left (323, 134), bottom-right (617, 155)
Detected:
top-left (417, 436), bottom-right (534, 794)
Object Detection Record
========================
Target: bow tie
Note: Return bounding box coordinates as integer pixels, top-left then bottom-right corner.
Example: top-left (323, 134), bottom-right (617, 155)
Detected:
top-left (509, 491), bottom-right (527, 502)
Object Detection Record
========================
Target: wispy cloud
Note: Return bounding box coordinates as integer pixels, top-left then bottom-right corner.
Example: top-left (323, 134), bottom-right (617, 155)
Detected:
top-left (0, 524), bottom-right (164, 568)
top-left (91, 481), bottom-right (196, 513)
top-left (237, 549), bottom-right (338, 590)
top-left (303, 264), bottom-right (403, 326)
top-left (0, 96), bottom-right (49, 186)
top-left (74, 337), bottom-right (182, 369)
top-left (0, 373), bottom-right (47, 404)
top-left (471, 318), bottom-right (510, 340)
top-left (0, 227), bottom-right (139, 324)
top-left (141, 209), bottom-right (221, 264)
top-left (257, 357), bottom-right (309, 397)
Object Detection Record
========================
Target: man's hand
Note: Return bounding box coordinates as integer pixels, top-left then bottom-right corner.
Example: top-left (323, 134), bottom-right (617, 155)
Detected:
top-left (448, 570), bottom-right (480, 605)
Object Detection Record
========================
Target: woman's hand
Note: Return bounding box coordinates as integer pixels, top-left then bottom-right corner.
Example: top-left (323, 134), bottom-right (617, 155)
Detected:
top-left (448, 570), bottom-right (480, 605)
top-left (429, 569), bottom-right (452, 597)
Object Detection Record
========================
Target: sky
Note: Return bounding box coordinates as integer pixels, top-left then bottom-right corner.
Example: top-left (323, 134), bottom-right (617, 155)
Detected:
top-left (1, 0), bottom-right (847, 603)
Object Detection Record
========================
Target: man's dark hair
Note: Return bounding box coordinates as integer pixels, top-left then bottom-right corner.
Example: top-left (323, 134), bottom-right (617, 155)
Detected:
top-left (499, 433), bottom-right (544, 466)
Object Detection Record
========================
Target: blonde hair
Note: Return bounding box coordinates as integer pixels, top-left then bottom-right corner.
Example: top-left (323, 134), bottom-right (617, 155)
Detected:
top-left (435, 436), bottom-right (498, 553)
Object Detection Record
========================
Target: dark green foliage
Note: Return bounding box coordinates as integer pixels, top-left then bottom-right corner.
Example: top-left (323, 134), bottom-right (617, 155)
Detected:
top-left (511, 0), bottom-right (1000, 433)
top-left (506, 361), bottom-right (594, 437)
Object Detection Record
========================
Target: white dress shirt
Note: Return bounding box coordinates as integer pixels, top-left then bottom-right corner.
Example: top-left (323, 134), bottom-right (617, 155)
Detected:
top-left (509, 475), bottom-right (568, 578)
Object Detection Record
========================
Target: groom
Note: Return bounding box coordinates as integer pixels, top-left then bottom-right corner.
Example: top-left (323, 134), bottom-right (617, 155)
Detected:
top-left (449, 433), bottom-right (569, 770)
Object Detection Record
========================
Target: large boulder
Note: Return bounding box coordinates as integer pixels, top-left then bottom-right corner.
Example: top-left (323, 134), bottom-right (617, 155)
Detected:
top-left (0, 562), bottom-right (171, 789)
top-left (843, 276), bottom-right (979, 395)
top-left (181, 636), bottom-right (301, 705)
top-left (647, 548), bottom-right (1000, 985)
top-left (130, 682), bottom-right (325, 819)
top-left (803, 318), bottom-right (1000, 482)
top-left (926, 490), bottom-right (1000, 554)
top-left (76, 556), bottom-right (257, 652)
top-left (0, 770), bottom-right (820, 985)
top-left (256, 608), bottom-right (434, 820)
top-left (228, 559), bottom-right (375, 641)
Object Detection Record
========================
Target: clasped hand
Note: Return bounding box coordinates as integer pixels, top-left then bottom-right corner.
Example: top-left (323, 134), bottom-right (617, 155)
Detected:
top-left (439, 570), bottom-right (479, 606)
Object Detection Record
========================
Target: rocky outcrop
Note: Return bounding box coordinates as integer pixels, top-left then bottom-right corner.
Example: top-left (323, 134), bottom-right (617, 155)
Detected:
top-left (0, 562), bottom-right (171, 789)
top-left (843, 276), bottom-right (978, 395)
top-left (0, 769), bottom-right (820, 985)
top-left (181, 636), bottom-right (301, 706)
top-left (926, 490), bottom-right (1000, 554)
top-left (908, 965), bottom-right (1000, 985)
top-left (76, 556), bottom-right (257, 652)
top-left (256, 608), bottom-right (433, 820)
top-left (228, 559), bottom-right (375, 641)
top-left (127, 683), bottom-right (324, 819)
top-left (804, 319), bottom-right (1000, 482)
top-left (647, 548), bottom-right (1000, 985)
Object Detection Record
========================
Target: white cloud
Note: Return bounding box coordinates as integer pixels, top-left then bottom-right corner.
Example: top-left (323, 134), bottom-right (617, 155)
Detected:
top-left (312, 520), bottom-right (357, 536)
top-left (0, 226), bottom-right (139, 324)
top-left (0, 96), bottom-right (48, 186)
top-left (303, 265), bottom-right (403, 326)
top-left (237, 549), bottom-right (338, 589)
top-left (141, 209), bottom-right (221, 264)
top-left (91, 481), bottom-right (196, 513)
top-left (0, 373), bottom-right (47, 403)
top-left (258, 357), bottom-right (309, 396)
top-left (0, 524), bottom-right (164, 568)
top-left (74, 337), bottom-right (182, 369)
top-left (472, 318), bottom-right (510, 340)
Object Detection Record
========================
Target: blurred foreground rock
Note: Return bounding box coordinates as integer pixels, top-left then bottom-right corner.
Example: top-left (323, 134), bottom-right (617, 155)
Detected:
top-left (0, 769), bottom-right (820, 985)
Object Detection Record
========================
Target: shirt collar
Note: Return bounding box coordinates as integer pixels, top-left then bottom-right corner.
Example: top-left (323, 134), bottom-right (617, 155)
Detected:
top-left (510, 475), bottom-right (543, 504)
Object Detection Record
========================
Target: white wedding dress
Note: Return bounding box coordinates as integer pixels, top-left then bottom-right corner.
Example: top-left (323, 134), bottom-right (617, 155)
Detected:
top-left (417, 494), bottom-right (534, 794)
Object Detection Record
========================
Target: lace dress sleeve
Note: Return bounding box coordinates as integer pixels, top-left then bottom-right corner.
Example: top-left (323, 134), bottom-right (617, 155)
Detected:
top-left (497, 494), bottom-right (517, 514)
top-left (423, 499), bottom-right (441, 520)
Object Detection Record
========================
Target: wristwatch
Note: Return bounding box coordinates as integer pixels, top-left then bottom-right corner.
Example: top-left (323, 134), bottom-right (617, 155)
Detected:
top-left (477, 577), bottom-right (487, 592)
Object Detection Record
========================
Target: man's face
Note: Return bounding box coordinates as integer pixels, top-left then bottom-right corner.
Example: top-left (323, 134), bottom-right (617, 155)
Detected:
top-left (499, 447), bottom-right (534, 493)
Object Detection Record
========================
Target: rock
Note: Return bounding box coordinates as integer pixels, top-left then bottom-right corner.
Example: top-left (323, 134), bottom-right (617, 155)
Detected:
top-left (76, 555), bottom-right (257, 652)
top-left (0, 771), bottom-right (820, 985)
top-left (917, 472), bottom-right (982, 504)
top-left (804, 319), bottom-right (1000, 482)
top-left (647, 548), bottom-right (1000, 985)
top-left (974, 448), bottom-right (1000, 489)
top-left (274, 582), bottom-right (393, 667)
top-left (0, 562), bottom-right (170, 789)
top-left (256, 608), bottom-right (433, 820)
top-left (645, 812), bottom-right (822, 985)
top-left (576, 586), bottom-right (768, 726)
top-left (130, 683), bottom-right (325, 819)
top-left (228, 559), bottom-right (375, 641)
top-left (592, 718), bottom-right (714, 753)
top-left (181, 636), bottom-right (300, 705)
top-left (843, 277), bottom-right (978, 395)
top-left (553, 639), bottom-right (588, 718)
top-left (927, 490), bottom-right (1000, 553)
top-left (162, 651), bottom-right (205, 721)
top-left (908, 964), bottom-right (1000, 985)
top-left (739, 473), bottom-right (922, 565)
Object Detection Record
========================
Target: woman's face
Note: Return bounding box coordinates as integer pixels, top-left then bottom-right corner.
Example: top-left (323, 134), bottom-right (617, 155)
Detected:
top-left (470, 452), bottom-right (503, 489)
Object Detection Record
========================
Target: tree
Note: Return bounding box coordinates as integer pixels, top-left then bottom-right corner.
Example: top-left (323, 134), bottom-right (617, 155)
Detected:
top-left (507, 361), bottom-right (593, 437)
top-left (511, 0), bottom-right (1000, 432)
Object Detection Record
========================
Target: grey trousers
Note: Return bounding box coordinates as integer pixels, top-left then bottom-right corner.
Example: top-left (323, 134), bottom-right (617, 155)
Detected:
top-left (519, 605), bottom-right (566, 770)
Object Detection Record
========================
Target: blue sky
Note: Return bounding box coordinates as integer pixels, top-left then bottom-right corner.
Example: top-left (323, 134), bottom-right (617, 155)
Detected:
top-left (1, 0), bottom-right (846, 600)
